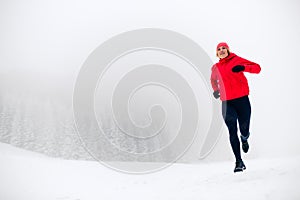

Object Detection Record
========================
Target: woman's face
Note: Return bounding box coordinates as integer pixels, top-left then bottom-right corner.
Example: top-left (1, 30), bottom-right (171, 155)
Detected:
top-left (217, 46), bottom-right (229, 59)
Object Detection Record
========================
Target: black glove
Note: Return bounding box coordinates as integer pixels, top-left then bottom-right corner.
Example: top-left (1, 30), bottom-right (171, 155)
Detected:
top-left (213, 90), bottom-right (220, 99)
top-left (232, 65), bottom-right (245, 72)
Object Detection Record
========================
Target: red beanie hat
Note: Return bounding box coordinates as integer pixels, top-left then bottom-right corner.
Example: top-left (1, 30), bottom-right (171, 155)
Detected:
top-left (216, 42), bottom-right (229, 51)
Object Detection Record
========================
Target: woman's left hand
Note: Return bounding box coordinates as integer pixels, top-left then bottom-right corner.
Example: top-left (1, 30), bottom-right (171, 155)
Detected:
top-left (232, 65), bottom-right (245, 72)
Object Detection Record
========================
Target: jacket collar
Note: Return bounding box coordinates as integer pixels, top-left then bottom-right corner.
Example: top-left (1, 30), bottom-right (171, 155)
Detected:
top-left (219, 53), bottom-right (236, 63)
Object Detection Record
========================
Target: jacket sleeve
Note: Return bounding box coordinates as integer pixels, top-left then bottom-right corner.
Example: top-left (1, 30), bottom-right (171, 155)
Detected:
top-left (238, 56), bottom-right (261, 74)
top-left (210, 64), bottom-right (219, 91)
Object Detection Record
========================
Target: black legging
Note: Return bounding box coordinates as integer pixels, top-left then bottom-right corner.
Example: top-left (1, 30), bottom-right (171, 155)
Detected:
top-left (222, 95), bottom-right (251, 162)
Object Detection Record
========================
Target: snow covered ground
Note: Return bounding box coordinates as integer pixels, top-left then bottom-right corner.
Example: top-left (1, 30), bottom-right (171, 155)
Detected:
top-left (0, 142), bottom-right (299, 200)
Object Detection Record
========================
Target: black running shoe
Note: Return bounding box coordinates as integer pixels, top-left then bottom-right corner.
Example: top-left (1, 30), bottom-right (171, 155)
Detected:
top-left (242, 140), bottom-right (249, 153)
top-left (234, 160), bottom-right (246, 173)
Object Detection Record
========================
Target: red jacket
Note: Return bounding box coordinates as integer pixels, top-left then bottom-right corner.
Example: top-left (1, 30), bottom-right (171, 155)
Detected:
top-left (210, 53), bottom-right (261, 101)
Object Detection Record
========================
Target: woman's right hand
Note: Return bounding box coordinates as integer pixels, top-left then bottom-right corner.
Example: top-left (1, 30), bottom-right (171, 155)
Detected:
top-left (213, 90), bottom-right (220, 99)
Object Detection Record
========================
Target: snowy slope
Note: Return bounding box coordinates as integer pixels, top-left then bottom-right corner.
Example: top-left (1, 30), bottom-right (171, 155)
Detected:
top-left (0, 142), bottom-right (299, 200)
